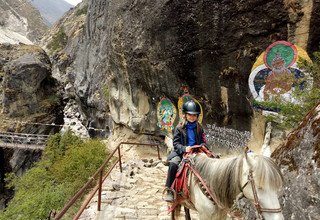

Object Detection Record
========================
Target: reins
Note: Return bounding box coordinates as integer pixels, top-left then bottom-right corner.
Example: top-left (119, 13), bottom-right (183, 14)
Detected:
top-left (186, 162), bottom-right (225, 210)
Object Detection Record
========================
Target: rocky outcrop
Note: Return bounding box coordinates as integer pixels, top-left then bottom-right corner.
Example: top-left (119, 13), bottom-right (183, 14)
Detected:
top-left (2, 45), bottom-right (50, 116)
top-left (272, 103), bottom-right (320, 219)
top-left (0, 44), bottom-right (63, 131)
top-left (40, 1), bottom-right (92, 136)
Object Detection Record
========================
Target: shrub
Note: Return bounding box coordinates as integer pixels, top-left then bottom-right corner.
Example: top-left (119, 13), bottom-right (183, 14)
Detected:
top-left (75, 6), bottom-right (88, 16)
top-left (0, 131), bottom-right (107, 220)
top-left (102, 84), bottom-right (109, 102)
top-left (47, 27), bottom-right (68, 53)
top-left (40, 94), bottom-right (60, 110)
top-left (257, 52), bottom-right (320, 128)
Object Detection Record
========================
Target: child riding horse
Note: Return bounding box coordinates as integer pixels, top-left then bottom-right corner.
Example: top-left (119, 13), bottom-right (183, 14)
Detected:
top-left (164, 99), bottom-right (209, 202)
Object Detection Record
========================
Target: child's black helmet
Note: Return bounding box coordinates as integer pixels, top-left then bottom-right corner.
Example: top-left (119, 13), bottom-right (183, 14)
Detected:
top-left (182, 100), bottom-right (200, 115)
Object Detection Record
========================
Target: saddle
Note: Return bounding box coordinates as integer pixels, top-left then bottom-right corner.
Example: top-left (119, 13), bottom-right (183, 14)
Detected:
top-left (168, 145), bottom-right (215, 211)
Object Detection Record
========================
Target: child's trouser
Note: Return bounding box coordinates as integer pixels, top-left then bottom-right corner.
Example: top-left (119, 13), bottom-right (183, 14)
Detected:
top-left (165, 156), bottom-right (181, 188)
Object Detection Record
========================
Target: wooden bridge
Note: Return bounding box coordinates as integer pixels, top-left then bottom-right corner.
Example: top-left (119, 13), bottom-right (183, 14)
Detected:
top-left (0, 132), bottom-right (49, 150)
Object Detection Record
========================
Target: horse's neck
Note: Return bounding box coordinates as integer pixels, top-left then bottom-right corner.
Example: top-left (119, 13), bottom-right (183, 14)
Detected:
top-left (192, 155), bottom-right (243, 208)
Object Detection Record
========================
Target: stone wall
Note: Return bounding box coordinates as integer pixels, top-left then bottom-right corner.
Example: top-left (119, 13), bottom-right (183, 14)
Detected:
top-left (272, 103), bottom-right (320, 219)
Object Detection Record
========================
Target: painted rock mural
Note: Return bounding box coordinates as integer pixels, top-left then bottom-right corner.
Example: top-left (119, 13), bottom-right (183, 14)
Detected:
top-left (157, 97), bottom-right (177, 134)
top-left (157, 92), bottom-right (204, 135)
top-left (249, 41), bottom-right (312, 107)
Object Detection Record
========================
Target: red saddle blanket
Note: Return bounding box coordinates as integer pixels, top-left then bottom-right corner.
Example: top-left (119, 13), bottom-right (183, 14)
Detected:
top-left (173, 160), bottom-right (190, 198)
top-left (168, 146), bottom-right (214, 213)
top-left (171, 146), bottom-right (214, 200)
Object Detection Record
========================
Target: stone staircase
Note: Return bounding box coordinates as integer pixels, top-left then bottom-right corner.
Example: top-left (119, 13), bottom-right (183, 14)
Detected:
top-left (79, 146), bottom-right (199, 220)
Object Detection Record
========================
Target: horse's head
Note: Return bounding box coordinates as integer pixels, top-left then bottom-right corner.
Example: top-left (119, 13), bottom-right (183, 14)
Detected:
top-left (242, 152), bottom-right (284, 220)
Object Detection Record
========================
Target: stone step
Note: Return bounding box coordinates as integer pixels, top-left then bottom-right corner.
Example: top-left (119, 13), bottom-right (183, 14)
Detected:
top-left (80, 155), bottom-right (199, 220)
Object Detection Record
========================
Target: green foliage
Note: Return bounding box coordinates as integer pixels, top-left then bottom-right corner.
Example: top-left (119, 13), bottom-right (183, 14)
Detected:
top-left (257, 51), bottom-right (320, 128)
top-left (298, 52), bottom-right (320, 83)
top-left (75, 6), bottom-right (88, 16)
top-left (0, 131), bottom-right (107, 220)
top-left (257, 100), bottom-right (307, 128)
top-left (40, 94), bottom-right (60, 109)
top-left (102, 84), bottom-right (109, 102)
top-left (47, 27), bottom-right (68, 53)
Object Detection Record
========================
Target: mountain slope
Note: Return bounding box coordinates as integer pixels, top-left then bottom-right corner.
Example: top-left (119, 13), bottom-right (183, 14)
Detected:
top-left (30, 0), bottom-right (73, 26)
top-left (0, 0), bottom-right (48, 43)
top-left (0, 27), bottom-right (32, 44)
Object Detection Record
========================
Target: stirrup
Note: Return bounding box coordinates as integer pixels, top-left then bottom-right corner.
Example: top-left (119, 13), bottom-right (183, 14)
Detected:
top-left (162, 187), bottom-right (177, 202)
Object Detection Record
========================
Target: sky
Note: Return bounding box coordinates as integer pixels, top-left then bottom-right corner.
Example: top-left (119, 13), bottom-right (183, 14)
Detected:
top-left (64, 0), bottom-right (82, 6)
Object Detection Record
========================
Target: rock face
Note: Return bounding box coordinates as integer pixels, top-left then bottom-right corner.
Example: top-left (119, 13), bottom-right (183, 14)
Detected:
top-left (41, 0), bottom-right (320, 138)
top-left (51, 0), bottom-right (292, 135)
top-left (308, 1), bottom-right (320, 53)
top-left (40, 1), bottom-right (91, 136)
top-left (0, 44), bottom-right (63, 124)
top-left (272, 103), bottom-right (320, 219)
top-left (43, 0), bottom-right (320, 137)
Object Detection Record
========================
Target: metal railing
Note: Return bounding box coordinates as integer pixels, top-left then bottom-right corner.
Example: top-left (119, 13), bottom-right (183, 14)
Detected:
top-left (0, 132), bottom-right (49, 150)
top-left (54, 141), bottom-right (161, 220)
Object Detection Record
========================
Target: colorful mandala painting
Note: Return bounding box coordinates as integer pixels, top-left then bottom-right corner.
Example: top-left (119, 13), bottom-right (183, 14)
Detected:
top-left (157, 97), bottom-right (177, 133)
top-left (177, 94), bottom-right (203, 124)
top-left (248, 41), bottom-right (312, 106)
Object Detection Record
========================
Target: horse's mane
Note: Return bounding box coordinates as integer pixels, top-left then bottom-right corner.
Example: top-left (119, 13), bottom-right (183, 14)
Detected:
top-left (193, 154), bottom-right (243, 208)
top-left (253, 154), bottom-right (283, 191)
top-left (193, 153), bottom-right (283, 208)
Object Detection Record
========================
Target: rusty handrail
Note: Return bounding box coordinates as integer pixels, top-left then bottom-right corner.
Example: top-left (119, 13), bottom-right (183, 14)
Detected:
top-left (54, 142), bottom-right (160, 220)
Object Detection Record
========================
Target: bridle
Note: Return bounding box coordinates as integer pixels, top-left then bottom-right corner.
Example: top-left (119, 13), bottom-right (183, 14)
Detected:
top-left (240, 169), bottom-right (282, 219)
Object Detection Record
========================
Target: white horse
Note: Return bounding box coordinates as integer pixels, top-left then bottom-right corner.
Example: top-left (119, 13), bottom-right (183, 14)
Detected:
top-left (172, 151), bottom-right (284, 220)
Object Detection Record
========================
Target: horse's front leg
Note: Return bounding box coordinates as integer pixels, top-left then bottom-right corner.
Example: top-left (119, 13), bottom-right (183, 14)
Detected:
top-left (184, 207), bottom-right (191, 220)
top-left (171, 210), bottom-right (175, 220)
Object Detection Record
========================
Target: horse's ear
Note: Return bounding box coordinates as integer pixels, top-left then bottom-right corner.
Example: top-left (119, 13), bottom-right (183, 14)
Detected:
top-left (244, 146), bottom-right (255, 169)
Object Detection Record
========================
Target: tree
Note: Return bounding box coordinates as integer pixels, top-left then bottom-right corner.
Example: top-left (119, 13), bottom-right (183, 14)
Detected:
top-left (0, 131), bottom-right (107, 220)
